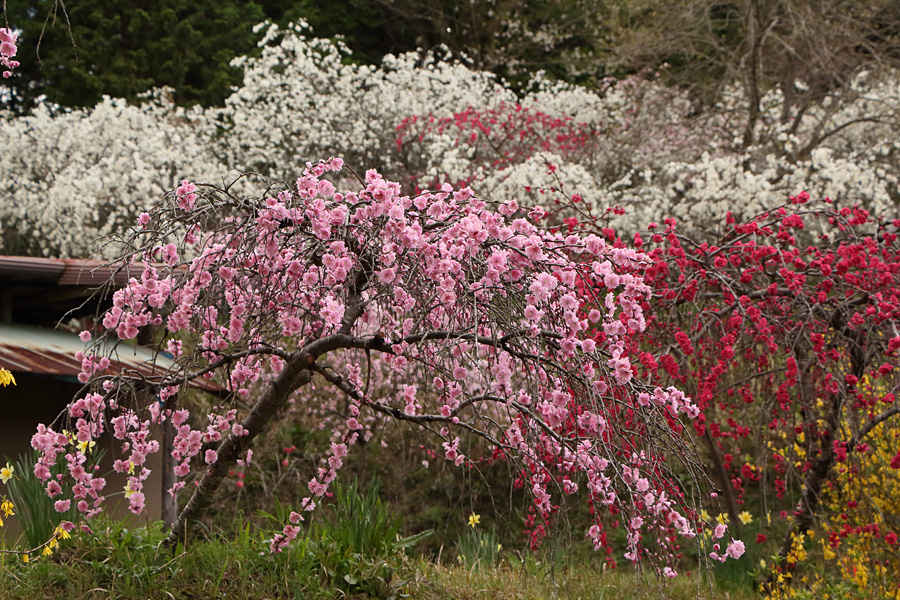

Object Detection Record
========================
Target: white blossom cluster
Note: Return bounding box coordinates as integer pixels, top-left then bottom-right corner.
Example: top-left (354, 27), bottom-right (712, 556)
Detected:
top-left (217, 21), bottom-right (516, 181)
top-left (452, 68), bottom-right (900, 236)
top-left (0, 93), bottom-right (226, 258)
top-left (598, 71), bottom-right (900, 235)
top-left (2, 21), bottom-right (899, 257)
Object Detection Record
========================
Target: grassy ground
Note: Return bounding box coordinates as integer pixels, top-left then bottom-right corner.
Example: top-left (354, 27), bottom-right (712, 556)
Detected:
top-left (0, 519), bottom-right (763, 600)
top-left (0, 479), bottom-right (763, 600)
top-left (411, 561), bottom-right (761, 600)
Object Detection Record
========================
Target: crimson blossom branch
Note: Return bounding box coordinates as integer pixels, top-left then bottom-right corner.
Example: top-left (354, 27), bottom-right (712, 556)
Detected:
top-left (30, 158), bottom-right (741, 573)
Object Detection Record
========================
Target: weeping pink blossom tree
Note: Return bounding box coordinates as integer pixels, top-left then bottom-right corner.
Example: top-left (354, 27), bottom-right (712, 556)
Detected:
top-left (30, 159), bottom-right (742, 573)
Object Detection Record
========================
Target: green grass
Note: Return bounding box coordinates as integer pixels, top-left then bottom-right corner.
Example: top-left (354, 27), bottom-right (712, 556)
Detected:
top-left (1, 518), bottom-right (320, 600)
top-left (0, 518), bottom-right (764, 600)
top-left (412, 560), bottom-right (763, 600)
top-left (0, 477), bottom-right (762, 600)
top-left (3, 450), bottom-right (86, 550)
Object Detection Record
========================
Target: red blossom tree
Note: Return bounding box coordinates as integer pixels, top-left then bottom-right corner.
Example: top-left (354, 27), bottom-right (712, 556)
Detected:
top-left (608, 193), bottom-right (900, 585)
top-left (29, 159), bottom-right (739, 574)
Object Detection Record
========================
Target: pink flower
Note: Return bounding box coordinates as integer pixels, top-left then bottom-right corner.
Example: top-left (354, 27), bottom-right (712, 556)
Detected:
top-left (176, 180), bottom-right (197, 211)
top-left (128, 491), bottom-right (145, 514)
top-left (377, 267), bottom-right (396, 284)
top-left (725, 540), bottom-right (745, 559)
top-left (0, 41), bottom-right (16, 58)
top-left (524, 305), bottom-right (543, 322)
top-left (34, 463), bottom-right (51, 481)
top-left (54, 499), bottom-right (71, 512)
top-left (204, 449), bottom-right (218, 464)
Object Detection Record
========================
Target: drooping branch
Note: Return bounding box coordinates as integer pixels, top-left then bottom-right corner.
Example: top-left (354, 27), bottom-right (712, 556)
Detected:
top-left (164, 350), bottom-right (315, 547)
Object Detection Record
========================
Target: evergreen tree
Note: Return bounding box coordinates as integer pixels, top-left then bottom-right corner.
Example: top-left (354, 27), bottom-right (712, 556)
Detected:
top-left (2, 0), bottom-right (266, 111)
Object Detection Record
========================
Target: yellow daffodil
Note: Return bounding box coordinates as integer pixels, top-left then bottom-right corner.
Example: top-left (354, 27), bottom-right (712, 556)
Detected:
top-left (0, 463), bottom-right (13, 484)
top-left (76, 440), bottom-right (97, 454)
top-left (738, 511), bottom-right (753, 525)
top-left (468, 513), bottom-right (481, 528)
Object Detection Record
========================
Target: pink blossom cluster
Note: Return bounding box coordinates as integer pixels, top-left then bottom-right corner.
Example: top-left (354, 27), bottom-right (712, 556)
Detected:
top-left (0, 28), bottom-right (18, 78)
top-left (31, 422), bottom-right (107, 517)
top-left (176, 180), bottom-right (198, 212)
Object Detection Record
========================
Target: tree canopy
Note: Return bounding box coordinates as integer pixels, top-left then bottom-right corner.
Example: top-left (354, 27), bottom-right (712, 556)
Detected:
top-left (2, 0), bottom-right (266, 111)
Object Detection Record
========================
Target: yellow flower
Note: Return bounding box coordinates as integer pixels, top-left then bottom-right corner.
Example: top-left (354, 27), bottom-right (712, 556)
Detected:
top-left (76, 440), bottom-right (97, 454)
top-left (0, 368), bottom-right (15, 387)
top-left (716, 513), bottom-right (729, 525)
top-left (124, 484), bottom-right (135, 499)
top-left (42, 546), bottom-right (53, 557)
top-left (738, 511), bottom-right (753, 525)
top-left (700, 509), bottom-right (710, 521)
top-left (1, 498), bottom-right (14, 517)
top-left (21, 554), bottom-right (28, 563)
top-left (0, 463), bottom-right (13, 484)
top-left (54, 524), bottom-right (71, 540)
top-left (468, 513), bottom-right (481, 528)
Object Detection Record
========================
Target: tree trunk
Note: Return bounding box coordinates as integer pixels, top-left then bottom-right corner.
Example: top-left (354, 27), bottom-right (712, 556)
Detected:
top-left (703, 427), bottom-right (740, 524)
top-left (765, 385), bottom-right (841, 592)
top-left (740, 0), bottom-right (763, 149)
top-left (164, 352), bottom-right (314, 548)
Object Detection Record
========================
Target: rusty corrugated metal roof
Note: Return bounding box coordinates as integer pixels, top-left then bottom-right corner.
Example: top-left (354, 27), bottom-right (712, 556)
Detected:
top-left (0, 323), bottom-right (220, 392)
top-left (0, 256), bottom-right (143, 287)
